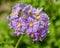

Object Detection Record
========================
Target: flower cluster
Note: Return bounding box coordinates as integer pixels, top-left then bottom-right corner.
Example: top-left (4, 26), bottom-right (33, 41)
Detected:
top-left (7, 3), bottom-right (49, 42)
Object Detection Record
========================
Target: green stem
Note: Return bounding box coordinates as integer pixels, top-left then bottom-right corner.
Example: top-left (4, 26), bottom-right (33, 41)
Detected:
top-left (15, 35), bottom-right (23, 48)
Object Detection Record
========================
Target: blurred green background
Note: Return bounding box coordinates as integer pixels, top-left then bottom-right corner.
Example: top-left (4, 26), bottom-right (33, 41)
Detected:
top-left (0, 0), bottom-right (60, 48)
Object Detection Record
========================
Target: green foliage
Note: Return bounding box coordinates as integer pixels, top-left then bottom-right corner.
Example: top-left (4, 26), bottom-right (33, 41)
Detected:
top-left (0, 0), bottom-right (60, 48)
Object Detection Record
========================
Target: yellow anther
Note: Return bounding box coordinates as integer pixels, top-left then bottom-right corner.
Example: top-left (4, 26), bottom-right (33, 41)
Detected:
top-left (20, 7), bottom-right (22, 11)
top-left (38, 36), bottom-right (42, 41)
top-left (29, 22), bottom-right (34, 27)
top-left (34, 17), bottom-right (40, 20)
top-left (15, 30), bottom-right (18, 32)
top-left (36, 12), bottom-right (40, 16)
top-left (31, 33), bottom-right (34, 38)
top-left (28, 10), bottom-right (32, 14)
top-left (17, 22), bottom-right (22, 27)
top-left (13, 12), bottom-right (18, 16)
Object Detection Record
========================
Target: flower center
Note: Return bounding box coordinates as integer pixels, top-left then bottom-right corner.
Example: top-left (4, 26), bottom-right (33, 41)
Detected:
top-left (29, 22), bottom-right (34, 27)
top-left (17, 22), bottom-right (22, 27)
top-left (20, 7), bottom-right (22, 11)
top-left (36, 12), bottom-right (40, 16)
top-left (28, 10), bottom-right (32, 14)
top-left (34, 17), bottom-right (40, 20)
top-left (13, 12), bottom-right (18, 16)
top-left (30, 33), bottom-right (35, 38)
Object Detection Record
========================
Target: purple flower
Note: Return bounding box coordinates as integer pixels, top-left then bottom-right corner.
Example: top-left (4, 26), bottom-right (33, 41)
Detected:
top-left (37, 21), bottom-right (49, 41)
top-left (32, 8), bottom-right (43, 21)
top-left (38, 28), bottom-right (48, 41)
top-left (7, 16), bottom-right (13, 28)
top-left (52, 0), bottom-right (56, 2)
top-left (19, 3), bottom-right (26, 9)
top-left (10, 4), bottom-right (26, 19)
top-left (12, 4), bottom-right (20, 12)
top-left (23, 5), bottom-right (35, 17)
top-left (12, 3), bottom-right (26, 12)
top-left (12, 18), bottom-right (27, 32)
top-left (34, 8), bottom-right (43, 14)
top-left (26, 17), bottom-right (39, 37)
top-left (13, 30), bottom-right (24, 36)
top-left (31, 33), bottom-right (39, 42)
top-left (40, 12), bottom-right (49, 21)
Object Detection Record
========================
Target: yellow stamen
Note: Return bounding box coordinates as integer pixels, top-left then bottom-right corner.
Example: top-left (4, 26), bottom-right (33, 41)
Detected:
top-left (28, 10), bottom-right (32, 14)
top-left (13, 12), bottom-right (18, 16)
top-left (29, 22), bottom-right (34, 27)
top-left (39, 36), bottom-right (42, 41)
top-left (34, 17), bottom-right (40, 20)
top-left (20, 7), bottom-right (22, 11)
top-left (36, 12), bottom-right (40, 16)
top-left (31, 33), bottom-right (34, 38)
top-left (17, 22), bottom-right (22, 27)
